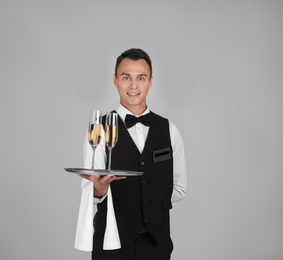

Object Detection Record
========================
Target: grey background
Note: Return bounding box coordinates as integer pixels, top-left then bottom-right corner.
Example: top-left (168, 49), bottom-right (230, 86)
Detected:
top-left (0, 0), bottom-right (282, 259)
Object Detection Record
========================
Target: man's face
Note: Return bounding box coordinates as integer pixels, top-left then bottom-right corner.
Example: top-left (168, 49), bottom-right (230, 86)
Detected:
top-left (114, 58), bottom-right (152, 114)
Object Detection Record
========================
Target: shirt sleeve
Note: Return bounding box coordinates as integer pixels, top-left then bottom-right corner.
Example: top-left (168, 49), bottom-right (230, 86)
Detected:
top-left (169, 121), bottom-right (187, 203)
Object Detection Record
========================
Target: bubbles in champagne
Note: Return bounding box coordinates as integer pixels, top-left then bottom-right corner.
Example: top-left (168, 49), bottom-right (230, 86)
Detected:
top-left (88, 124), bottom-right (103, 148)
top-left (105, 125), bottom-right (118, 150)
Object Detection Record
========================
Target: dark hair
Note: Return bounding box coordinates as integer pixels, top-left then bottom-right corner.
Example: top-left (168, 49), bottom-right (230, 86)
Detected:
top-left (115, 48), bottom-right (152, 78)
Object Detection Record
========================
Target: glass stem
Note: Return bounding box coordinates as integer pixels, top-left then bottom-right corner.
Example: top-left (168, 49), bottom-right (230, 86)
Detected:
top-left (91, 147), bottom-right (96, 170)
top-left (107, 150), bottom-right (112, 171)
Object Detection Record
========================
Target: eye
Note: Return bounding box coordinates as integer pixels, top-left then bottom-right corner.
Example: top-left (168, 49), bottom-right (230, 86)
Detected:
top-left (138, 77), bottom-right (145, 81)
top-left (123, 76), bottom-right (130, 80)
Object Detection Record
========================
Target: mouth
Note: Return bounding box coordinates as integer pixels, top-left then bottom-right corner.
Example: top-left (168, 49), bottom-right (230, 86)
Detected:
top-left (127, 92), bottom-right (140, 97)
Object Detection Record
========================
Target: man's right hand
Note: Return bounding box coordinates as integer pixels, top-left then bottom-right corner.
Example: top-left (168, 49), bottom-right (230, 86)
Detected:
top-left (78, 174), bottom-right (126, 198)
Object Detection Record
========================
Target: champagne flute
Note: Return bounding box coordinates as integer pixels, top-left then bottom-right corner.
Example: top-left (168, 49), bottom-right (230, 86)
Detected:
top-left (88, 110), bottom-right (103, 170)
top-left (105, 113), bottom-right (118, 172)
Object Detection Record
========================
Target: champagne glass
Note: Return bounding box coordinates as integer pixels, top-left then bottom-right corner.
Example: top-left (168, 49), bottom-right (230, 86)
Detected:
top-left (88, 110), bottom-right (103, 170)
top-left (105, 113), bottom-right (118, 172)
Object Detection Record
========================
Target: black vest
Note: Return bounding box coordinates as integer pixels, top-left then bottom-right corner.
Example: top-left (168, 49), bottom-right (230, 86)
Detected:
top-left (95, 111), bottom-right (173, 245)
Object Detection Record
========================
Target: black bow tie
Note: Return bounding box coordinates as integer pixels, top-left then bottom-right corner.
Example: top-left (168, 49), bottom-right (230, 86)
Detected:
top-left (125, 113), bottom-right (152, 128)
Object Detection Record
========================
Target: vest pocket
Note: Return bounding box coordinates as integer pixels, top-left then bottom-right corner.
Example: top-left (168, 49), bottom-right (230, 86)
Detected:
top-left (153, 147), bottom-right (172, 163)
top-left (162, 199), bottom-right (172, 210)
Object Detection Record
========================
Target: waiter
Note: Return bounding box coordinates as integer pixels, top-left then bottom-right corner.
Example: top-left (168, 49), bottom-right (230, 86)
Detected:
top-left (76, 48), bottom-right (187, 260)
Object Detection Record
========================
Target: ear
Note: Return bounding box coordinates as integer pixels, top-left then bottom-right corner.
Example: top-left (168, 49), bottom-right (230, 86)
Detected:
top-left (113, 74), bottom-right (118, 87)
top-left (149, 77), bottom-right (153, 88)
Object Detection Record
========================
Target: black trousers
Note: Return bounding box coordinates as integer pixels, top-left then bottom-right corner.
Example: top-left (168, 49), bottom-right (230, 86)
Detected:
top-left (92, 233), bottom-right (173, 260)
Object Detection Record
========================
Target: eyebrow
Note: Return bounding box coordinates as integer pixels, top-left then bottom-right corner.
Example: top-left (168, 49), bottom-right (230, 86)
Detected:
top-left (120, 72), bottom-right (148, 77)
top-left (120, 73), bottom-right (130, 76)
top-left (138, 73), bottom-right (148, 77)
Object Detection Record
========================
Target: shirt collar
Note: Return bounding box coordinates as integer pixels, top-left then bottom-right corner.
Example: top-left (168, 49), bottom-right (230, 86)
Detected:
top-left (116, 104), bottom-right (150, 123)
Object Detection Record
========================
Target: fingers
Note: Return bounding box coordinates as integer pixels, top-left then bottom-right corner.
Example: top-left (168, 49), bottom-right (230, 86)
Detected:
top-left (114, 176), bottom-right (127, 181)
top-left (102, 176), bottom-right (127, 184)
top-left (101, 175), bottom-right (116, 183)
top-left (77, 174), bottom-right (126, 184)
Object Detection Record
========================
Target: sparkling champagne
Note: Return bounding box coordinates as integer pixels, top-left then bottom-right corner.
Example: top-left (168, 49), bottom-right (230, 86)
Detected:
top-left (88, 124), bottom-right (103, 149)
top-left (105, 125), bottom-right (118, 150)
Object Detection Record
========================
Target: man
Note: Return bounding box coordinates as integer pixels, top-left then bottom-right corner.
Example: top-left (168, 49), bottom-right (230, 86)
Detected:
top-left (76, 48), bottom-right (187, 260)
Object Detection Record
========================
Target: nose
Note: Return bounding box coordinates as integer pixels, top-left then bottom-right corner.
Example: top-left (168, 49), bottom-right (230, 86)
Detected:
top-left (130, 79), bottom-right (138, 89)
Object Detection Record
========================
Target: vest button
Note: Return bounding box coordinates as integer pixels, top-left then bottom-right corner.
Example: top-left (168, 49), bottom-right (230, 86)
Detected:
top-left (144, 219), bottom-right (148, 223)
top-left (144, 199), bottom-right (148, 204)
top-left (141, 161), bottom-right (145, 165)
top-left (142, 180), bottom-right (147, 184)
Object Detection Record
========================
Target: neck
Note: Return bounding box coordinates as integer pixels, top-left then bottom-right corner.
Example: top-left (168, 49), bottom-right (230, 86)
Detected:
top-left (121, 103), bottom-right (147, 116)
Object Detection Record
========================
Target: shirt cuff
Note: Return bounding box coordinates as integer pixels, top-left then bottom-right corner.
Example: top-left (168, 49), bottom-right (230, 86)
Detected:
top-left (93, 194), bottom-right (107, 204)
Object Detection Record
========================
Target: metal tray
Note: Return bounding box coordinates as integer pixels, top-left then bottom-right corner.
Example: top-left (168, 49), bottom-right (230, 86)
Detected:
top-left (65, 168), bottom-right (144, 176)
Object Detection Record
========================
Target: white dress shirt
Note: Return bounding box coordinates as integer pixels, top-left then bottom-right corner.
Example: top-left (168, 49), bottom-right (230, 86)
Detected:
top-left (74, 105), bottom-right (187, 251)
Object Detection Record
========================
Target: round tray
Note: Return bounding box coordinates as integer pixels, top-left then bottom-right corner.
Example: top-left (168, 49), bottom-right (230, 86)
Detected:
top-left (65, 168), bottom-right (144, 176)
